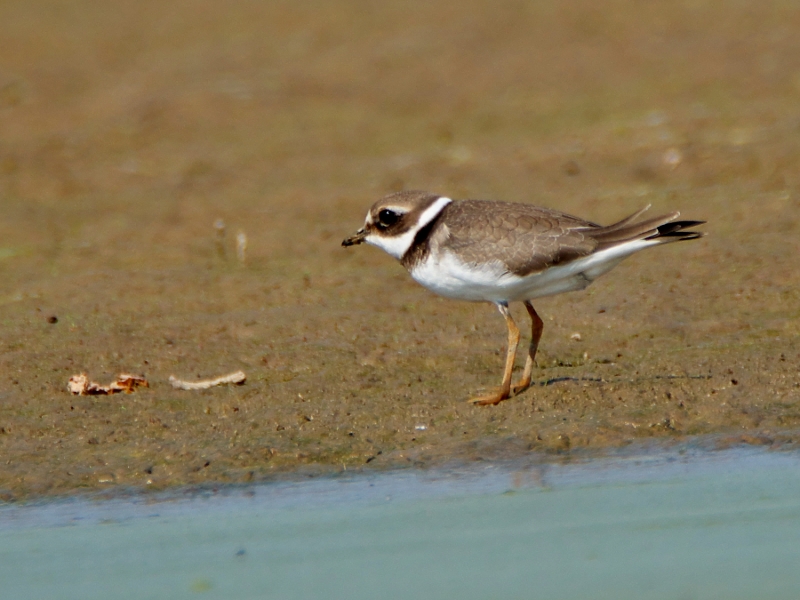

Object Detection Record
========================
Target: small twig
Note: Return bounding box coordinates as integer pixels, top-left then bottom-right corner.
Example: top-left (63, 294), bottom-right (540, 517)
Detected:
top-left (214, 218), bottom-right (226, 260)
top-left (236, 231), bottom-right (247, 264)
top-left (169, 370), bottom-right (246, 390)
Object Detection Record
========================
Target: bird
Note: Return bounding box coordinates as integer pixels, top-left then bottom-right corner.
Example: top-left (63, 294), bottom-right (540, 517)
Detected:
top-left (342, 190), bottom-right (704, 405)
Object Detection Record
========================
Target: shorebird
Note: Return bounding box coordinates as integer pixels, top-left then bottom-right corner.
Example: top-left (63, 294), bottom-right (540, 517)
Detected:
top-left (343, 191), bottom-right (704, 405)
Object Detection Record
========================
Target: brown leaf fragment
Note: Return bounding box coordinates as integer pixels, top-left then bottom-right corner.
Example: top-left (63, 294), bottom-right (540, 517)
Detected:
top-left (112, 374), bottom-right (149, 393)
top-left (67, 373), bottom-right (149, 395)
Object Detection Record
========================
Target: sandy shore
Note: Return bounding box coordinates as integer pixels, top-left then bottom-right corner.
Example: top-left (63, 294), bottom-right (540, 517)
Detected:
top-left (0, 0), bottom-right (798, 499)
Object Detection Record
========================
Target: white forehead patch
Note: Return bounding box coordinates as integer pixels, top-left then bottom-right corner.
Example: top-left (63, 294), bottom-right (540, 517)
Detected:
top-left (366, 196), bottom-right (452, 260)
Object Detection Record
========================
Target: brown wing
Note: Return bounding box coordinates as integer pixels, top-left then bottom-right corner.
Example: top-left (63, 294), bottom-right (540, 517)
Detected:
top-left (440, 200), bottom-right (601, 276)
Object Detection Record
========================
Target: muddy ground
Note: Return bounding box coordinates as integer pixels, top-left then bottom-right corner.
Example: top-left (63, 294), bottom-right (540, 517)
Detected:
top-left (0, 0), bottom-right (799, 499)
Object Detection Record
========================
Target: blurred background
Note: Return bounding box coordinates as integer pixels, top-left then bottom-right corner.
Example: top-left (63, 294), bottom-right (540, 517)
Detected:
top-left (1, 0), bottom-right (799, 497)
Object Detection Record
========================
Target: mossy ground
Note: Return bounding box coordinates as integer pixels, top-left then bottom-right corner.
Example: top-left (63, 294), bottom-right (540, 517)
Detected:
top-left (1, 0), bottom-right (799, 499)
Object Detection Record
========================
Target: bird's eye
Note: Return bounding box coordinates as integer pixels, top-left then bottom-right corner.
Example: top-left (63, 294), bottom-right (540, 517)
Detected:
top-left (377, 209), bottom-right (400, 228)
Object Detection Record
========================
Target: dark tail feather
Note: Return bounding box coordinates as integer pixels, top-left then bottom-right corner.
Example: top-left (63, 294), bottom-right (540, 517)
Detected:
top-left (647, 220), bottom-right (706, 242)
top-left (589, 211), bottom-right (675, 244)
top-left (585, 207), bottom-right (705, 251)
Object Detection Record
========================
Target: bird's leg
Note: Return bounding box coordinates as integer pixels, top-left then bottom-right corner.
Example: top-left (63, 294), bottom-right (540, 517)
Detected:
top-left (469, 302), bottom-right (520, 406)
top-left (512, 301), bottom-right (544, 395)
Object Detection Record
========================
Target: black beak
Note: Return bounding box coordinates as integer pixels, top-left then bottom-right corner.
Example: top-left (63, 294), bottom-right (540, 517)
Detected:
top-left (342, 228), bottom-right (367, 247)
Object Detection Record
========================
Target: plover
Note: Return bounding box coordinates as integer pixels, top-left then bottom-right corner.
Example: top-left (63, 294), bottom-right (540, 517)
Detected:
top-left (343, 191), bottom-right (704, 405)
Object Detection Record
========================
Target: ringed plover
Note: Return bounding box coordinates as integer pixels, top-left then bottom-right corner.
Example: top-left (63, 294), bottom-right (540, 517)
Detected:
top-left (343, 191), bottom-right (704, 405)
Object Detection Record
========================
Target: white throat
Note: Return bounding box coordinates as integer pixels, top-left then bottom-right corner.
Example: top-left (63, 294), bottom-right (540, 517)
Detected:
top-left (366, 196), bottom-right (452, 260)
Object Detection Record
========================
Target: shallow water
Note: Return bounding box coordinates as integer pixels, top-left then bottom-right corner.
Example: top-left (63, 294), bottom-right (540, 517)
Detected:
top-left (2, 443), bottom-right (800, 599)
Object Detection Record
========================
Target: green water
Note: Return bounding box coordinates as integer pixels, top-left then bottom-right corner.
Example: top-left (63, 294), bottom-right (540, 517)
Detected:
top-left (2, 445), bottom-right (800, 599)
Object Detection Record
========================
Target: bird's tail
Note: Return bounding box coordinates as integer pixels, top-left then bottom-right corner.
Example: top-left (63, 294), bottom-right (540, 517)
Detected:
top-left (587, 207), bottom-right (705, 252)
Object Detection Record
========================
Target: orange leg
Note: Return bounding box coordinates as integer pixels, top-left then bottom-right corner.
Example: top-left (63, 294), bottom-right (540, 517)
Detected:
top-left (469, 302), bottom-right (520, 406)
top-left (512, 301), bottom-right (543, 396)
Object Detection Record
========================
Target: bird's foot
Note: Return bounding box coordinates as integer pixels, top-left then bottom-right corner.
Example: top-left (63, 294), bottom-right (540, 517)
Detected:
top-left (468, 389), bottom-right (511, 406)
top-left (511, 377), bottom-right (532, 396)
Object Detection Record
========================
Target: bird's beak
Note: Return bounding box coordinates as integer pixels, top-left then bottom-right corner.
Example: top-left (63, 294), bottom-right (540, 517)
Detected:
top-left (342, 228), bottom-right (367, 247)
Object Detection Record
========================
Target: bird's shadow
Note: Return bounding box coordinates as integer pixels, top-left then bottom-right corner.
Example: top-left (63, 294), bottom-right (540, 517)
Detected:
top-left (537, 373), bottom-right (711, 387)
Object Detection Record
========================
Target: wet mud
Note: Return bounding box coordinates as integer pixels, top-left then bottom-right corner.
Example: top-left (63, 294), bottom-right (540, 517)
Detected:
top-left (0, 0), bottom-right (799, 499)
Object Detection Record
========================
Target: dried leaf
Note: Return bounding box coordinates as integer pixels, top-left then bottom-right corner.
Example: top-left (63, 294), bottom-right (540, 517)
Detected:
top-left (68, 373), bottom-right (148, 395)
